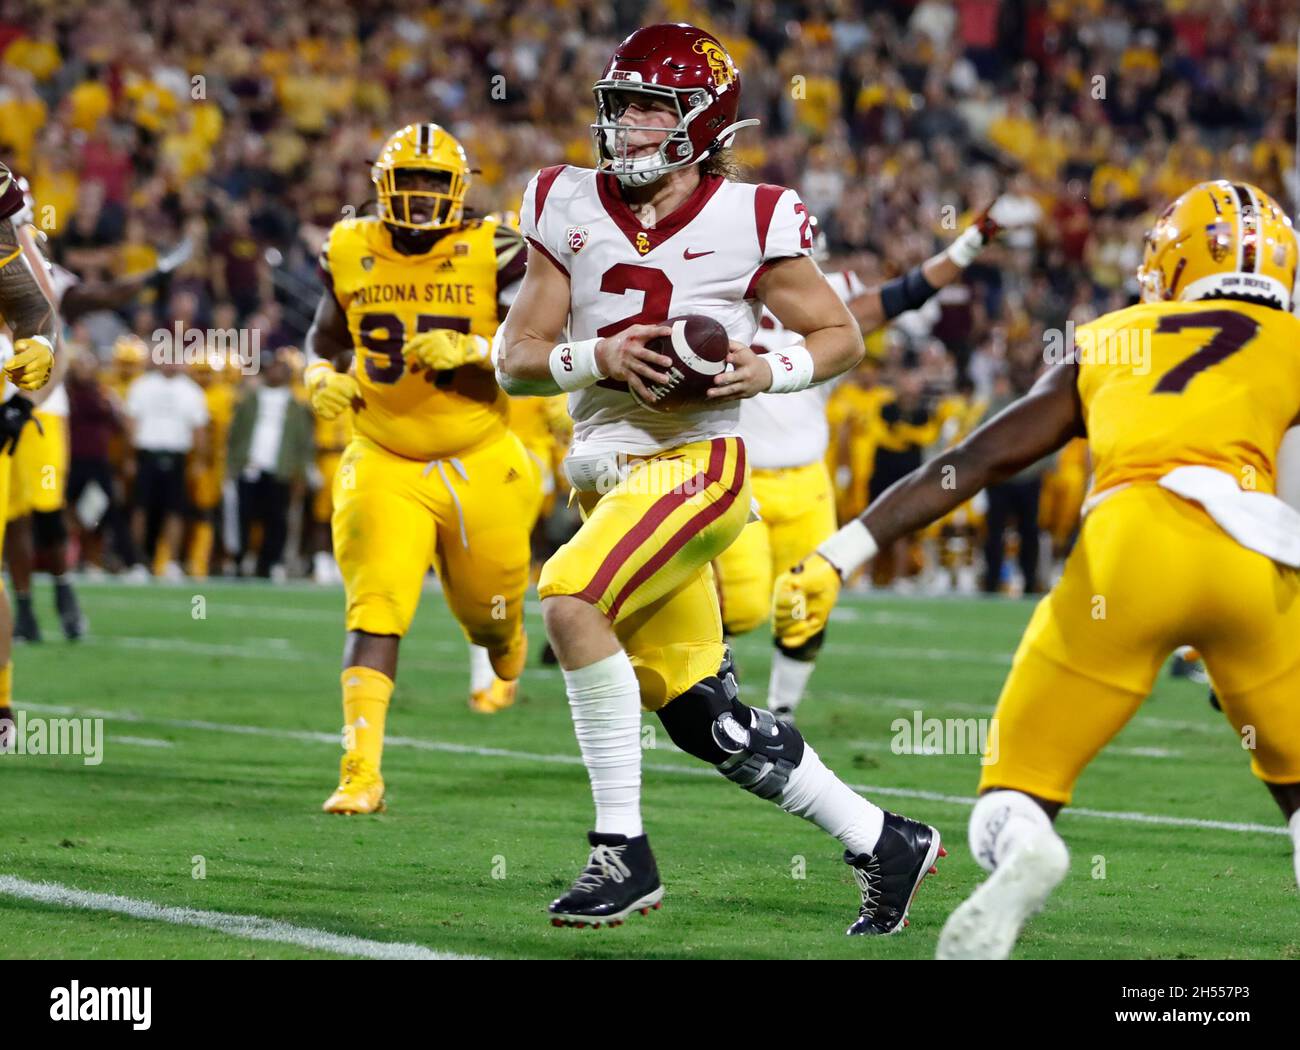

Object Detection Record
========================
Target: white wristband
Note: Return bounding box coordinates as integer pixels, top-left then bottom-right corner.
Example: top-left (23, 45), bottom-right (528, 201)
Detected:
top-left (764, 344), bottom-right (815, 394)
top-left (549, 338), bottom-right (604, 392)
top-left (945, 224), bottom-right (986, 269)
top-left (817, 519), bottom-right (878, 578)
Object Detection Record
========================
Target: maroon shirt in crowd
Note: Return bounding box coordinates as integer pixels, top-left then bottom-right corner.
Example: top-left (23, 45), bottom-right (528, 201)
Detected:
top-left (68, 376), bottom-right (122, 460)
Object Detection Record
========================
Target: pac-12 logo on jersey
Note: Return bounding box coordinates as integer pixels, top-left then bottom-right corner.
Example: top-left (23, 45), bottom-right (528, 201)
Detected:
top-left (567, 226), bottom-right (590, 253)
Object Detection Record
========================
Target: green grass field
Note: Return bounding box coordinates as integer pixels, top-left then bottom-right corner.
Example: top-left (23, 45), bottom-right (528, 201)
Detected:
top-left (0, 579), bottom-right (1294, 960)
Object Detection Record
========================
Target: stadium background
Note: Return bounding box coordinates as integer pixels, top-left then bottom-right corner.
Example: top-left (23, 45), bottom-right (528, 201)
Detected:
top-left (1, 0), bottom-right (1298, 585)
top-left (1, 0), bottom-right (1299, 965)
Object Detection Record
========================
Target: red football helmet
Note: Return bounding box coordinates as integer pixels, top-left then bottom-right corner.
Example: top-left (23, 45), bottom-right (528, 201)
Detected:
top-left (592, 23), bottom-right (758, 187)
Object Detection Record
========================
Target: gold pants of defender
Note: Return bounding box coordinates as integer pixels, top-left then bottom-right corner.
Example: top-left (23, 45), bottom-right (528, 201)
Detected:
top-left (538, 437), bottom-right (751, 710)
top-left (333, 429), bottom-right (541, 646)
top-left (8, 411), bottom-right (67, 520)
top-left (980, 484), bottom-right (1300, 803)
top-left (713, 459), bottom-right (837, 636)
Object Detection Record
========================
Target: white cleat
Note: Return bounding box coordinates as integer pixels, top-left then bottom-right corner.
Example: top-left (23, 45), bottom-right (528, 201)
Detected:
top-left (935, 831), bottom-right (1069, 960)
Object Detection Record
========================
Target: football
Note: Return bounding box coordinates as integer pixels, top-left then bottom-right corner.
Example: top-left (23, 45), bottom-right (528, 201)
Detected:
top-left (631, 314), bottom-right (732, 413)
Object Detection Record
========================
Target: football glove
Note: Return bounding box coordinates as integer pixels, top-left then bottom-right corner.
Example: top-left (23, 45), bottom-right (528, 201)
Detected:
top-left (0, 394), bottom-right (35, 455)
top-left (304, 362), bottom-right (360, 421)
top-left (404, 329), bottom-right (490, 373)
top-left (773, 553), bottom-right (842, 649)
top-left (945, 204), bottom-right (1004, 269)
top-left (5, 336), bottom-right (54, 391)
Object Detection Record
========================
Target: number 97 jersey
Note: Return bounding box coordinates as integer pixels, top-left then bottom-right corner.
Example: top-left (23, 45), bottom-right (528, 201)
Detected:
top-left (319, 215), bottom-right (525, 460)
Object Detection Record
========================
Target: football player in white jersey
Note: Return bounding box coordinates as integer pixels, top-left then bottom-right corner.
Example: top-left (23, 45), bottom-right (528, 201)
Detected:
top-left (497, 23), bottom-right (944, 934)
top-left (719, 212), bottom-right (1002, 723)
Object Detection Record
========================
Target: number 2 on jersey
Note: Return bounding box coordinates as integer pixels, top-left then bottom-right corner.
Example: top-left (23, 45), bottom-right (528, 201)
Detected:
top-left (1151, 309), bottom-right (1259, 394)
top-left (596, 264), bottom-right (674, 338)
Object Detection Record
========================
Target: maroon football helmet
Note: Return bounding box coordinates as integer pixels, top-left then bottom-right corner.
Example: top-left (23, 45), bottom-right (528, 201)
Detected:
top-left (592, 23), bottom-right (758, 187)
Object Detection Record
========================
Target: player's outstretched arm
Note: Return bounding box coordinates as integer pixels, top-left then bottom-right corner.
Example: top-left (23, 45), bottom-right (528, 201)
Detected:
top-left (711, 256), bottom-right (863, 401)
top-left (303, 290), bottom-right (360, 419)
top-left (495, 244), bottom-right (673, 400)
top-left (847, 207), bottom-right (1001, 333)
top-left (0, 216), bottom-right (56, 391)
top-left (60, 240), bottom-right (190, 322)
top-left (17, 223), bottom-right (68, 407)
top-left (774, 362), bottom-right (1084, 642)
top-left (856, 361), bottom-right (1083, 554)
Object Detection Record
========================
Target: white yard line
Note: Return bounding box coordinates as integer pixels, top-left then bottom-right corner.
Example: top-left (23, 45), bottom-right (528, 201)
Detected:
top-left (80, 636), bottom-right (541, 677)
top-left (111, 736), bottom-right (175, 749)
top-left (846, 738), bottom-right (1182, 760)
top-left (0, 875), bottom-right (481, 960)
top-left (20, 702), bottom-right (1287, 838)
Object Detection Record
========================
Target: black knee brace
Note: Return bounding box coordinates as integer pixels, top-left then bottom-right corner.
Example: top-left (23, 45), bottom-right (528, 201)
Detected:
top-left (657, 656), bottom-right (806, 801)
top-left (775, 627), bottom-right (826, 663)
top-left (33, 508), bottom-right (67, 548)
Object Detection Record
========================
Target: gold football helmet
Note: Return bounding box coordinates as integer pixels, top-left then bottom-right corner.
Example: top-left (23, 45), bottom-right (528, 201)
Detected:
top-left (1137, 180), bottom-right (1298, 310)
top-left (371, 123), bottom-right (470, 231)
top-left (112, 334), bottom-right (148, 370)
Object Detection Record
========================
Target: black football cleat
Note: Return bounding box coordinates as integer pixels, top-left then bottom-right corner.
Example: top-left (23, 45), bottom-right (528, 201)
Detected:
top-left (845, 811), bottom-right (945, 935)
top-left (548, 831), bottom-right (663, 928)
top-left (55, 581), bottom-right (86, 641)
top-left (12, 595), bottom-right (40, 643)
top-left (0, 706), bottom-right (13, 753)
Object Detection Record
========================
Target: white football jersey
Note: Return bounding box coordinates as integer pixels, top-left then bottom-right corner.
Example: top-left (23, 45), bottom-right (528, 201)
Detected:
top-left (520, 164), bottom-right (814, 456)
top-left (740, 269), bottom-right (866, 469)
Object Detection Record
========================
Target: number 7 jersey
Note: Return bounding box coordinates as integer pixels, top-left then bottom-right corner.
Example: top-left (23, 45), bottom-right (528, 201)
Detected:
top-left (320, 215), bottom-right (525, 460)
top-left (1077, 298), bottom-right (1300, 499)
top-left (520, 165), bottom-right (813, 456)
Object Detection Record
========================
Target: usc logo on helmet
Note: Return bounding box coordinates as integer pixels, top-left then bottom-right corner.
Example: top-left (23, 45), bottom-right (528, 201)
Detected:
top-left (693, 38), bottom-right (737, 89)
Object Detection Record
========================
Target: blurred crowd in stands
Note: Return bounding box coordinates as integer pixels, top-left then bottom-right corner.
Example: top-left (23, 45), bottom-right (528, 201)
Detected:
top-left (1, 0), bottom-right (1296, 590)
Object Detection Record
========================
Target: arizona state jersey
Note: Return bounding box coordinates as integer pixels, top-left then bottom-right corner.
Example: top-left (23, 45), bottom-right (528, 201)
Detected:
top-left (1077, 299), bottom-right (1300, 499)
top-left (320, 215), bottom-right (524, 460)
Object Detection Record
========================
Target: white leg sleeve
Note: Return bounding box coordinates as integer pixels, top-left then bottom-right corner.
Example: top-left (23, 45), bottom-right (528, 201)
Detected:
top-left (563, 651), bottom-right (644, 838)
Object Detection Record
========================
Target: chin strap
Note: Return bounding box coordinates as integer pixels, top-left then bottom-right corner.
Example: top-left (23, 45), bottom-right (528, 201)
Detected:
top-left (710, 118), bottom-right (761, 150)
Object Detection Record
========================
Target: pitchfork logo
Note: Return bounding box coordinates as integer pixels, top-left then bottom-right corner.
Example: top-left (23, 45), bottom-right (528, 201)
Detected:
top-left (566, 226), bottom-right (590, 253)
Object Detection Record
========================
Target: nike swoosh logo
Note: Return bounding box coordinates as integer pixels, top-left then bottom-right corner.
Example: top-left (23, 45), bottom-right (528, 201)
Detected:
top-left (683, 249), bottom-right (715, 260)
